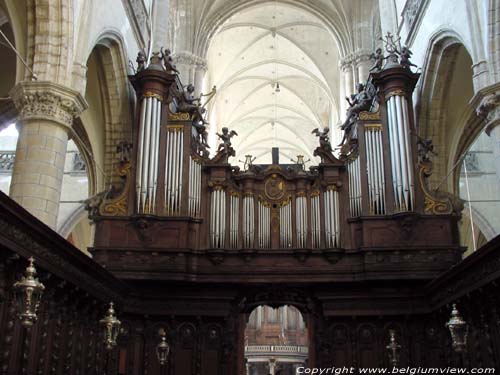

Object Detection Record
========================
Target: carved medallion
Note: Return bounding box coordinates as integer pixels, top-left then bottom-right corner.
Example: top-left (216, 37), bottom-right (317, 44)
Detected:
top-left (264, 174), bottom-right (286, 201)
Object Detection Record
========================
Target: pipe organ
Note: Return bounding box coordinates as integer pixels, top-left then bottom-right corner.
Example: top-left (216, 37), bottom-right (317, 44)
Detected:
top-left (93, 48), bottom-right (460, 282)
top-left (80, 47), bottom-right (467, 375)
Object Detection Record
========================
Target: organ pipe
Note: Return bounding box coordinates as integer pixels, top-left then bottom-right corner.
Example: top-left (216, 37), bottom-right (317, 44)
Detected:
top-left (348, 156), bottom-right (362, 216)
top-left (258, 201), bottom-right (270, 249)
top-left (311, 193), bottom-right (320, 248)
top-left (210, 188), bottom-right (226, 248)
top-left (164, 126), bottom-right (184, 215)
top-left (324, 188), bottom-right (340, 248)
top-left (243, 194), bottom-right (254, 248)
top-left (387, 94), bottom-right (413, 212)
top-left (279, 199), bottom-right (292, 248)
top-left (296, 195), bottom-right (308, 248)
top-left (188, 157), bottom-right (202, 216)
top-left (230, 193), bottom-right (239, 248)
top-left (365, 125), bottom-right (386, 214)
top-left (136, 95), bottom-right (161, 214)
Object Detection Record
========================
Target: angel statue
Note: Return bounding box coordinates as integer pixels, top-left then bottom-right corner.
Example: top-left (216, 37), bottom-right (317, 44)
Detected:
top-left (160, 47), bottom-right (179, 74)
top-left (399, 46), bottom-right (417, 70)
top-left (369, 48), bottom-right (385, 72)
top-left (312, 127), bottom-right (332, 152)
top-left (216, 127), bottom-right (238, 155)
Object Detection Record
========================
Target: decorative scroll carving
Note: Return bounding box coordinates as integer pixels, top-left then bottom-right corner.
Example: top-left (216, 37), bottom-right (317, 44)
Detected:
top-left (419, 160), bottom-right (464, 215)
top-left (100, 161), bottom-right (131, 216)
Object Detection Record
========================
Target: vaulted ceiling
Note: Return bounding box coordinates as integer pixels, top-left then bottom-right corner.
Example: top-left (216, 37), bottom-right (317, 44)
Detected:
top-left (168, 0), bottom-right (380, 165)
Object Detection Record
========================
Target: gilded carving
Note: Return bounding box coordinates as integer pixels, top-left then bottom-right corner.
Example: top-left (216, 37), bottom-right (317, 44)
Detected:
top-left (100, 162), bottom-right (131, 216)
top-left (359, 111), bottom-right (381, 121)
top-left (419, 160), bottom-right (464, 215)
top-left (264, 174), bottom-right (286, 201)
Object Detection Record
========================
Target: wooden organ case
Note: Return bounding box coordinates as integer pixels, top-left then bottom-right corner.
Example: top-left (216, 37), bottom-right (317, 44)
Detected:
top-left (88, 51), bottom-right (464, 373)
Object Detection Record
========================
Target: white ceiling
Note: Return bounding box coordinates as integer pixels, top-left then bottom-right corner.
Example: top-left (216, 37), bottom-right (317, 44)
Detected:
top-left (206, 2), bottom-right (343, 165)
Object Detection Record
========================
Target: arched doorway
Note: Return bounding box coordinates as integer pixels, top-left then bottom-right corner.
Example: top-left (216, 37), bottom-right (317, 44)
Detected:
top-left (244, 304), bottom-right (309, 374)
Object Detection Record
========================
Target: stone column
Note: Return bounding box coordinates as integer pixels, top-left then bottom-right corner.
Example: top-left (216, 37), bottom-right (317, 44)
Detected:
top-left (9, 81), bottom-right (87, 229)
top-left (340, 57), bottom-right (355, 122)
top-left (478, 92), bottom-right (500, 185)
top-left (354, 51), bottom-right (373, 84)
top-left (172, 52), bottom-right (207, 94)
top-left (194, 61), bottom-right (208, 97)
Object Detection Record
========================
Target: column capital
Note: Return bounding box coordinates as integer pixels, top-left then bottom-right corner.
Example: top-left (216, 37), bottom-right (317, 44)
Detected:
top-left (172, 51), bottom-right (207, 70)
top-left (477, 92), bottom-right (500, 135)
top-left (10, 81), bottom-right (88, 128)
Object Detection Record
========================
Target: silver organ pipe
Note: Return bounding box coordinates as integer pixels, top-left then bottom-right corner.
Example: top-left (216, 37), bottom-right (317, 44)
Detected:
top-left (243, 194), bottom-right (254, 248)
top-left (387, 94), bottom-right (413, 212)
top-left (365, 125), bottom-right (386, 214)
top-left (229, 193), bottom-right (239, 248)
top-left (136, 96), bottom-right (161, 214)
top-left (295, 195), bottom-right (307, 248)
top-left (279, 199), bottom-right (292, 248)
top-left (188, 157), bottom-right (202, 216)
top-left (136, 97), bottom-right (147, 212)
top-left (258, 201), bottom-right (270, 249)
top-left (324, 188), bottom-right (340, 248)
top-left (210, 188), bottom-right (226, 248)
top-left (348, 156), bottom-right (362, 216)
top-left (311, 193), bottom-right (320, 249)
top-left (401, 96), bottom-right (414, 206)
top-left (164, 126), bottom-right (184, 215)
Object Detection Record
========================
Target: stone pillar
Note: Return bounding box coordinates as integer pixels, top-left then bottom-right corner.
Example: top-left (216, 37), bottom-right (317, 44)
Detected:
top-left (194, 61), bottom-right (208, 97)
top-left (354, 52), bottom-right (373, 84)
top-left (478, 92), bottom-right (500, 185)
top-left (172, 52), bottom-right (207, 93)
top-left (340, 57), bottom-right (355, 122)
top-left (9, 81), bottom-right (87, 229)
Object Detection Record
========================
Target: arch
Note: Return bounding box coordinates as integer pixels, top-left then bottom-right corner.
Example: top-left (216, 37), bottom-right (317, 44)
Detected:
top-left (417, 30), bottom-right (475, 192)
top-left (80, 32), bottom-right (133, 191)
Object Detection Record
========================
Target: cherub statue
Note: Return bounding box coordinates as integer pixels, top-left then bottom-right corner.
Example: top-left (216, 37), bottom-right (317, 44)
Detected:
top-left (216, 127), bottom-right (238, 155)
top-left (312, 127), bottom-right (332, 152)
top-left (417, 137), bottom-right (436, 162)
top-left (161, 48), bottom-right (179, 74)
top-left (136, 50), bottom-right (147, 72)
top-left (369, 48), bottom-right (385, 72)
top-left (399, 46), bottom-right (417, 70)
top-left (79, 186), bottom-right (113, 218)
top-left (116, 141), bottom-right (132, 163)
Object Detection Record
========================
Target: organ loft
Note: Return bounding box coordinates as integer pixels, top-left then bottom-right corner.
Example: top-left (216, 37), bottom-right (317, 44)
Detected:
top-left (1, 5), bottom-right (500, 372)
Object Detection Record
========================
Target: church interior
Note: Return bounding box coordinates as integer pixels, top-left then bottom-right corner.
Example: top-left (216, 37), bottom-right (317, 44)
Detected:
top-left (1, 0), bottom-right (500, 374)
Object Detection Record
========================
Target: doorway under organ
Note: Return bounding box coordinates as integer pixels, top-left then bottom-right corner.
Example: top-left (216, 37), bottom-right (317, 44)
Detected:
top-left (244, 305), bottom-right (309, 374)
